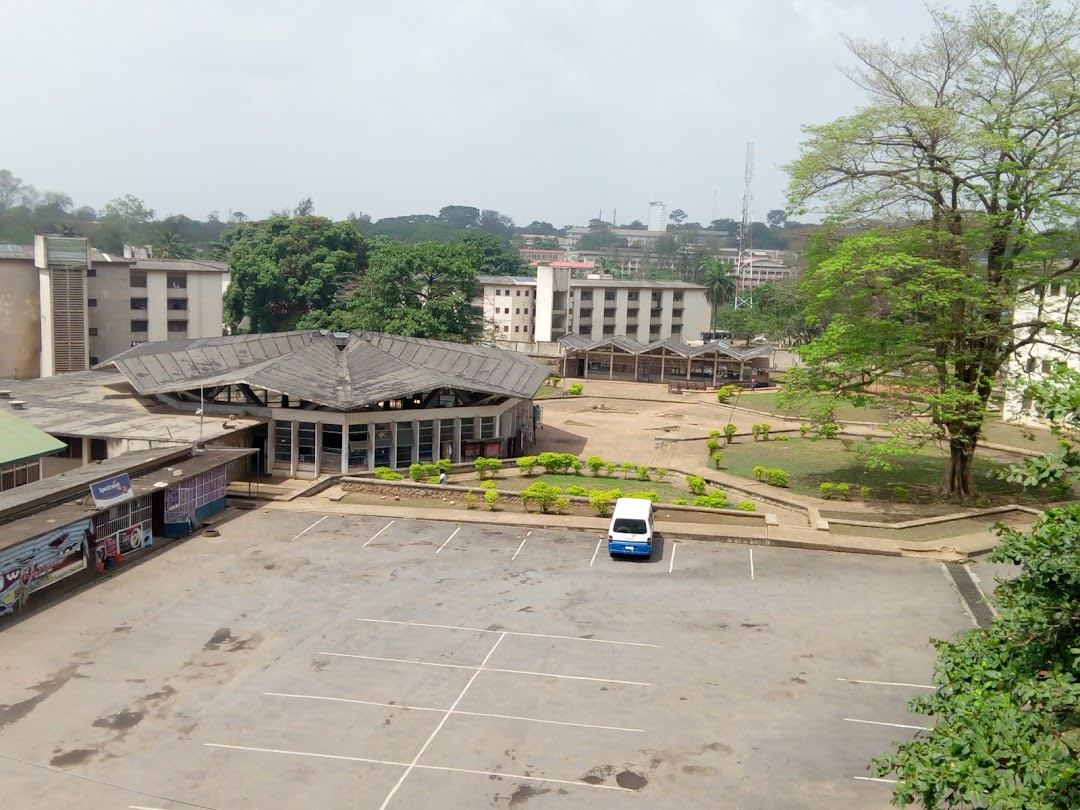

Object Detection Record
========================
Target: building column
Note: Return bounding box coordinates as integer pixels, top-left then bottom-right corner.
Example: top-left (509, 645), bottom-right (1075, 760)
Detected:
top-left (366, 423), bottom-right (375, 471)
top-left (685, 358), bottom-right (691, 380)
top-left (634, 355), bottom-right (640, 382)
top-left (340, 423), bottom-right (349, 475)
top-left (390, 422), bottom-right (398, 469)
top-left (739, 361), bottom-right (746, 381)
top-left (433, 419), bottom-right (441, 463)
top-left (290, 421), bottom-right (299, 478)
top-left (608, 350), bottom-right (614, 380)
top-left (412, 420), bottom-right (420, 464)
top-left (81, 436), bottom-right (91, 466)
top-left (584, 352), bottom-right (590, 378)
top-left (660, 353), bottom-right (666, 382)
top-left (266, 418), bottom-right (275, 476)
top-left (453, 418), bottom-right (462, 463)
top-left (314, 422), bottom-right (322, 473)
top-left (712, 356), bottom-right (719, 386)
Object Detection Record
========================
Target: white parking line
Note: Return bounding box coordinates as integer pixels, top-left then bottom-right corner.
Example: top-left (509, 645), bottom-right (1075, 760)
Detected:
top-left (511, 532), bottom-right (530, 560)
top-left (836, 678), bottom-right (936, 690)
top-left (435, 526), bottom-right (460, 554)
top-left (264, 692), bottom-right (644, 732)
top-left (844, 718), bottom-right (931, 731)
top-left (749, 547), bottom-right (755, 580)
top-left (204, 743), bottom-right (631, 793)
top-left (854, 776), bottom-right (899, 784)
top-left (355, 618), bottom-right (659, 647)
top-left (668, 542), bottom-right (677, 573)
top-left (320, 651), bottom-right (650, 685)
top-left (363, 520), bottom-right (395, 547)
top-left (290, 514), bottom-right (328, 542)
top-left (589, 536), bottom-right (603, 567)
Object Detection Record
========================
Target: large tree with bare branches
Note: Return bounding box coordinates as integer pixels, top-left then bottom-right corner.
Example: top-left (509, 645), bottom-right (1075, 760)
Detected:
top-left (785, 0), bottom-right (1080, 499)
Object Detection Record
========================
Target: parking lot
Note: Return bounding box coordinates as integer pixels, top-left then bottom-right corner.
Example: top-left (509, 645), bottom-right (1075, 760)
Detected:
top-left (0, 507), bottom-right (976, 809)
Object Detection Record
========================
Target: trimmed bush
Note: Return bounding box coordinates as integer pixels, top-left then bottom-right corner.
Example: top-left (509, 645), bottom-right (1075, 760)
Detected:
top-left (474, 457), bottom-right (502, 479)
top-left (819, 482), bottom-right (836, 500)
top-left (836, 483), bottom-right (851, 500)
top-left (799, 424), bottom-right (810, 437)
top-left (627, 491), bottom-right (659, 502)
top-left (565, 485), bottom-right (588, 496)
top-left (571, 459), bottom-right (584, 475)
top-left (479, 480), bottom-right (496, 490)
top-left (762, 467), bottom-right (790, 487)
top-left (484, 490), bottom-right (499, 510)
top-left (374, 467), bottom-right (403, 480)
top-left (686, 475), bottom-right (707, 495)
top-left (671, 497), bottom-right (689, 505)
top-left (586, 455), bottom-right (605, 476)
top-left (618, 462), bottom-right (635, 478)
top-left (693, 490), bottom-right (729, 509)
top-left (516, 456), bottom-right (538, 476)
top-left (706, 437), bottom-right (721, 456)
top-left (604, 462), bottom-right (617, 477)
top-left (538, 451), bottom-right (577, 474)
top-left (464, 492), bottom-right (479, 509)
top-left (654, 467), bottom-right (669, 481)
top-left (775, 435), bottom-right (789, 442)
top-left (427, 476), bottom-right (441, 484)
top-left (636, 465), bottom-right (651, 481)
top-left (520, 481), bottom-right (563, 513)
top-left (860, 485), bottom-right (871, 500)
top-left (752, 423), bottom-right (772, 441)
top-left (716, 384), bottom-right (738, 403)
top-left (723, 423), bottom-right (737, 444)
top-left (710, 450), bottom-right (724, 468)
top-left (708, 429), bottom-right (722, 439)
top-left (589, 489), bottom-right (619, 516)
top-left (892, 485), bottom-right (910, 502)
top-left (547, 374), bottom-right (562, 389)
top-left (554, 496), bottom-right (571, 513)
top-left (408, 463), bottom-right (425, 482)
top-left (737, 500), bottom-right (756, 511)
top-left (752, 465), bottom-right (766, 481)
top-left (817, 423), bottom-right (840, 439)
top-left (567, 383), bottom-right (583, 396)
top-left (435, 458), bottom-right (453, 474)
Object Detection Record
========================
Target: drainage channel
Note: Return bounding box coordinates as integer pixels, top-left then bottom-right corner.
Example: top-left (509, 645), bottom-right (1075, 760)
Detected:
top-left (945, 563), bottom-right (995, 628)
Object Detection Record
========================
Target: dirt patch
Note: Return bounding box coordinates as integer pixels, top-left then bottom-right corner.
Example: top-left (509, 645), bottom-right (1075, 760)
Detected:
top-left (50, 748), bottom-right (96, 767)
top-left (508, 784), bottom-right (550, 806)
top-left (0, 663), bottom-right (83, 731)
top-left (616, 770), bottom-right (648, 790)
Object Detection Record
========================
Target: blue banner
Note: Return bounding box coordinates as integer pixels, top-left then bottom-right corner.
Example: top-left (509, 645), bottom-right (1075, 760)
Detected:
top-left (89, 473), bottom-right (134, 509)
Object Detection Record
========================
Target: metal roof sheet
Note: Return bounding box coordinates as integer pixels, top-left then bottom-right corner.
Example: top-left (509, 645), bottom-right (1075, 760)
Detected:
top-left (0, 408), bottom-right (67, 466)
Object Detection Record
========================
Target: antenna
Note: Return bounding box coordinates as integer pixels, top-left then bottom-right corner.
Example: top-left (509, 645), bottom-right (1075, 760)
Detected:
top-left (735, 142), bottom-right (755, 309)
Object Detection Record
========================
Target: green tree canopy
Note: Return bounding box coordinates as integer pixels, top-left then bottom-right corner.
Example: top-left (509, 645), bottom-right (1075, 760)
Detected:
top-left (222, 215), bottom-right (366, 333)
top-left (873, 505), bottom-right (1080, 809)
top-left (438, 205), bottom-right (480, 230)
top-left (785, 0), bottom-right (1080, 499)
top-left (302, 239), bottom-right (482, 340)
top-left (698, 255), bottom-right (736, 323)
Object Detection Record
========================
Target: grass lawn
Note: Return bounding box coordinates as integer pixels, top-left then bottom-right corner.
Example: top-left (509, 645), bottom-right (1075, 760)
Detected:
top-left (461, 472), bottom-right (691, 503)
top-left (719, 436), bottom-right (1060, 505)
top-left (728, 391), bottom-right (893, 423)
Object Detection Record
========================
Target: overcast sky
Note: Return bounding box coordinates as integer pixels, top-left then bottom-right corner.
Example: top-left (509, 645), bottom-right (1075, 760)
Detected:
top-left (0, 0), bottom-right (1016, 228)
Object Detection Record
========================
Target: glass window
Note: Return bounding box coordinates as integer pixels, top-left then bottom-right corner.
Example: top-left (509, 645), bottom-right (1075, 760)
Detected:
top-left (168, 320), bottom-right (187, 332)
top-left (440, 419), bottom-right (455, 443)
top-left (604, 308), bottom-right (616, 317)
top-left (396, 422), bottom-right (414, 467)
top-left (168, 299), bottom-right (188, 311)
top-left (131, 320), bottom-right (148, 333)
top-left (373, 423), bottom-right (392, 466)
top-left (495, 289), bottom-right (502, 296)
top-left (605, 291), bottom-right (616, 301)
top-left (460, 418), bottom-right (475, 441)
top-left (88, 298), bottom-right (97, 307)
top-left (89, 327), bottom-right (98, 336)
top-left (130, 270), bottom-right (147, 287)
top-left (418, 420), bottom-right (434, 463)
top-left (297, 422), bottom-right (316, 464)
top-left (274, 421), bottom-right (292, 463)
top-left (131, 298), bottom-right (148, 310)
top-left (86, 267), bottom-right (97, 277)
top-left (480, 416), bottom-right (496, 439)
top-left (348, 423), bottom-right (369, 467)
top-left (167, 273), bottom-right (187, 289)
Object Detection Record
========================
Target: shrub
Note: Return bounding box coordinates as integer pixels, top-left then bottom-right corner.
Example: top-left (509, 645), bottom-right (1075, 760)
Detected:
top-left (710, 450), bottom-right (724, 468)
top-left (474, 457), bottom-right (502, 479)
top-left (604, 462), bottom-right (617, 477)
top-left (775, 435), bottom-right (789, 442)
top-left (586, 455), bottom-right (605, 476)
top-left (818, 482), bottom-right (836, 500)
top-left (590, 487), bottom-right (622, 501)
top-left (464, 492), bottom-right (479, 509)
top-left (636, 465), bottom-right (651, 481)
top-left (686, 475), bottom-right (707, 495)
top-left (752, 465), bottom-right (766, 481)
top-left (892, 485), bottom-right (910, 503)
top-left (516, 456), bottom-right (538, 476)
top-left (538, 451), bottom-right (576, 474)
top-left (479, 480), bottom-right (496, 490)
top-left (737, 500), bottom-right (756, 512)
top-left (705, 437), bottom-right (721, 456)
top-left (836, 483), bottom-right (851, 500)
top-left (484, 490), bottom-right (499, 510)
top-left (619, 462), bottom-right (635, 478)
top-left (723, 423), bottom-right (737, 444)
top-left (435, 458), bottom-right (453, 474)
top-left (752, 423), bottom-right (772, 441)
top-left (708, 429), bottom-right (722, 439)
top-left (554, 497), bottom-right (571, 513)
top-left (547, 374), bottom-right (562, 389)
top-left (671, 497), bottom-right (689, 505)
top-left (799, 424), bottom-right (810, 437)
top-left (408, 463), bottom-right (425, 482)
top-left (762, 467), bottom-right (790, 487)
top-left (567, 383), bottom-right (583, 396)
top-left (693, 490), bottom-right (729, 509)
top-left (374, 467), bottom-right (403, 480)
top-left (716, 384), bottom-right (738, 403)
top-left (628, 491), bottom-right (659, 502)
top-left (565, 485), bottom-right (588, 496)
top-left (570, 459), bottom-right (584, 475)
top-left (654, 467), bottom-right (669, 481)
top-left (818, 423), bottom-right (840, 439)
top-left (520, 481), bottom-right (563, 513)
top-left (427, 476), bottom-right (441, 484)
top-left (589, 489), bottom-right (618, 516)
top-left (860, 485), bottom-right (871, 500)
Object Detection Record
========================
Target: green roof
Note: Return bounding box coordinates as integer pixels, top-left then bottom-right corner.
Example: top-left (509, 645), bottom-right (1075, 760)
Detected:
top-left (0, 408), bottom-right (66, 466)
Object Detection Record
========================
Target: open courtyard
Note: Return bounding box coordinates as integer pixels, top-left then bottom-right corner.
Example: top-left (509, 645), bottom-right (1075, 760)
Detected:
top-left (0, 506), bottom-right (983, 809)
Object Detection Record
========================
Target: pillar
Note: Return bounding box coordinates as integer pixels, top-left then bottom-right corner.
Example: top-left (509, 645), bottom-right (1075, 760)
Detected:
top-left (453, 418), bottom-right (462, 463)
top-left (609, 350), bottom-right (614, 380)
top-left (81, 436), bottom-right (91, 466)
top-left (314, 422), bottom-right (322, 473)
top-left (290, 421), bottom-right (299, 478)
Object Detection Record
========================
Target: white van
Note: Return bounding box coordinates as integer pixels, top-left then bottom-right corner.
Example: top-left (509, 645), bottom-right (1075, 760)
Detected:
top-left (606, 497), bottom-right (654, 558)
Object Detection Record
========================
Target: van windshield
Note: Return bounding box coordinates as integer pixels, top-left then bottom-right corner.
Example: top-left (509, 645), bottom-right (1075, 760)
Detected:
top-left (612, 518), bottom-right (648, 535)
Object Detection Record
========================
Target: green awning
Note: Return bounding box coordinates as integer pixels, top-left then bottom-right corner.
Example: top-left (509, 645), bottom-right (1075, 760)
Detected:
top-left (0, 409), bottom-right (66, 467)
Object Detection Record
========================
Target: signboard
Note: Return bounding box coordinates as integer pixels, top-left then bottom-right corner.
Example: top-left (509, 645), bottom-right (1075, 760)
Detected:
top-left (89, 474), bottom-right (134, 509)
top-left (0, 519), bottom-right (91, 617)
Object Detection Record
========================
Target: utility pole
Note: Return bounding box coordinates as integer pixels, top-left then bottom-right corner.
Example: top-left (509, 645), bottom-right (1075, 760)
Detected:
top-left (735, 142), bottom-right (755, 309)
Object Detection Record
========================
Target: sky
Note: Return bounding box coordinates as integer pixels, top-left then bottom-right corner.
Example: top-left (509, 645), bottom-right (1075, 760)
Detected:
top-left (0, 0), bottom-right (1024, 228)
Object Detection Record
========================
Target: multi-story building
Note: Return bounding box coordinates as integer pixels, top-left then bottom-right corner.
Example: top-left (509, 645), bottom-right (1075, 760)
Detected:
top-left (475, 265), bottom-right (710, 347)
top-left (0, 237), bottom-right (229, 378)
top-left (647, 201), bottom-right (668, 232)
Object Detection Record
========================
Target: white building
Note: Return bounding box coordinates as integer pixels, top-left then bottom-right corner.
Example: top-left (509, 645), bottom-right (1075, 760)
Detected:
top-left (1003, 280), bottom-right (1079, 426)
top-left (475, 265), bottom-right (711, 348)
top-left (647, 201), bottom-right (668, 232)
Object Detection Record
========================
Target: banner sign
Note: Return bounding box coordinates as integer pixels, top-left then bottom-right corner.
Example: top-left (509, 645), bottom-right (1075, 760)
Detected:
top-left (89, 474), bottom-right (134, 509)
top-left (0, 519), bottom-right (91, 617)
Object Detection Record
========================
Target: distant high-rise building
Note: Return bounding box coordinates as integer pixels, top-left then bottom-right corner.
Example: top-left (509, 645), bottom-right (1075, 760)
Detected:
top-left (647, 201), bottom-right (668, 232)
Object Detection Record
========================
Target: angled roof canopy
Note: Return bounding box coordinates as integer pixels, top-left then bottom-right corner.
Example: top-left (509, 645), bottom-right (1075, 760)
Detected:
top-left (0, 409), bottom-right (66, 467)
top-left (103, 331), bottom-right (551, 411)
top-left (559, 335), bottom-right (771, 361)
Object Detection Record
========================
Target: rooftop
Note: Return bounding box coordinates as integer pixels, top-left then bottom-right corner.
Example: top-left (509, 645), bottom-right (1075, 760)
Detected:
top-left (559, 334), bottom-right (772, 360)
top-left (130, 259), bottom-right (230, 273)
top-left (0, 408), bottom-right (66, 466)
top-left (103, 330), bottom-right (551, 410)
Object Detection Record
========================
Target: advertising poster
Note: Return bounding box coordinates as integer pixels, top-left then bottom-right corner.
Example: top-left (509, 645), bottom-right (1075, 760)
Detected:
top-left (0, 519), bottom-right (91, 617)
top-left (89, 474), bottom-right (135, 509)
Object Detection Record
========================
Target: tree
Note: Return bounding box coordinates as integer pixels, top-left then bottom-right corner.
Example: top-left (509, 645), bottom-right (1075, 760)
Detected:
top-left (669, 208), bottom-right (687, 226)
top-left (478, 209), bottom-right (515, 238)
top-left (455, 231), bottom-right (523, 276)
top-left (438, 205), bottom-right (480, 230)
top-left (154, 228), bottom-right (193, 259)
top-left (766, 209), bottom-right (786, 229)
top-left (620, 219), bottom-right (647, 230)
top-left (785, 0), bottom-right (1080, 499)
top-left (304, 239), bottom-right (482, 340)
top-left (595, 257), bottom-right (620, 278)
top-left (522, 220), bottom-right (562, 236)
top-left (0, 169), bottom-right (23, 209)
top-left (1002, 364), bottom-right (1080, 491)
top-left (72, 205), bottom-right (97, 221)
top-left (872, 506), bottom-right (1080, 809)
top-left (103, 194), bottom-right (155, 224)
top-left (229, 211), bottom-right (248, 223)
top-left (294, 197), bottom-right (315, 217)
top-left (222, 215), bottom-right (366, 333)
top-left (40, 191), bottom-right (72, 213)
top-left (576, 221), bottom-right (628, 250)
top-left (698, 255), bottom-right (736, 324)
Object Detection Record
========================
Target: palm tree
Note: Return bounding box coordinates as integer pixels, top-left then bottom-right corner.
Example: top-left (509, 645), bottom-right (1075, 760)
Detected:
top-left (155, 228), bottom-right (192, 259)
top-left (595, 256), bottom-right (620, 278)
top-left (698, 256), bottom-right (736, 325)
